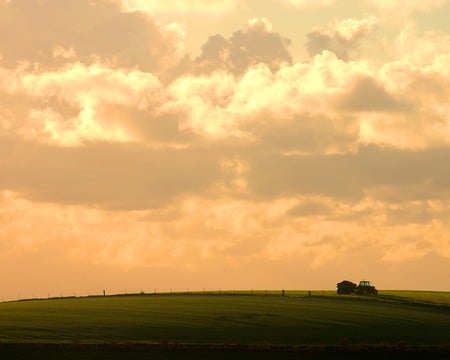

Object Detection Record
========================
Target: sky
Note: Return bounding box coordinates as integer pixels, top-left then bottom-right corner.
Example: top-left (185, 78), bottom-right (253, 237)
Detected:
top-left (1, 0), bottom-right (450, 300)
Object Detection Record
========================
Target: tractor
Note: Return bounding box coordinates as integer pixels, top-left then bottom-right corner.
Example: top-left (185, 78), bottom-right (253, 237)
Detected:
top-left (337, 280), bottom-right (378, 296)
top-left (354, 280), bottom-right (378, 295)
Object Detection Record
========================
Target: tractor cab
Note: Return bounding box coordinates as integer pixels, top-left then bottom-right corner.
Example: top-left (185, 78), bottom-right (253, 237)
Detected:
top-left (355, 280), bottom-right (378, 295)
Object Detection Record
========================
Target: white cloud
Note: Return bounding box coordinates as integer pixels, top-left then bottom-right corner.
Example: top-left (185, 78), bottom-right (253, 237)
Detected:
top-left (169, 51), bottom-right (372, 145)
top-left (333, 16), bottom-right (378, 41)
top-left (246, 18), bottom-right (273, 33)
top-left (2, 63), bottom-right (164, 146)
top-left (20, 105), bottom-right (135, 147)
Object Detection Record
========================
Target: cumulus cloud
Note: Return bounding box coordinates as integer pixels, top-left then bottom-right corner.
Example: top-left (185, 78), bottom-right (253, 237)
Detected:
top-left (0, 62), bottom-right (167, 146)
top-left (194, 18), bottom-right (292, 75)
top-left (163, 39), bottom-right (448, 152)
top-left (2, 15), bottom-right (449, 168)
top-left (169, 51), bottom-right (371, 143)
top-left (306, 16), bottom-right (378, 60)
top-left (357, 49), bottom-right (450, 149)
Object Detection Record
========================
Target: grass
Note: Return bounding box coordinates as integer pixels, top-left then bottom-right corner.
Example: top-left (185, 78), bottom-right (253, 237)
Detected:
top-left (378, 290), bottom-right (450, 306)
top-left (0, 291), bottom-right (449, 346)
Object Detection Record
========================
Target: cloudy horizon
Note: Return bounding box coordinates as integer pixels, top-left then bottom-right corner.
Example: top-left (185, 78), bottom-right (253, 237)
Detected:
top-left (1, 0), bottom-right (450, 300)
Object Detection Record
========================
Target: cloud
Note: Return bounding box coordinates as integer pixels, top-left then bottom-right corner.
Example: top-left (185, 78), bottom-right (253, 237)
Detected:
top-left (287, 199), bottom-right (332, 217)
top-left (276, 0), bottom-right (336, 8)
top-left (1, 62), bottom-right (167, 146)
top-left (366, 0), bottom-right (448, 14)
top-left (2, 17), bottom-right (448, 153)
top-left (0, 139), bottom-right (226, 209)
top-left (116, 0), bottom-right (238, 15)
top-left (358, 50), bottom-right (450, 149)
top-left (306, 16), bottom-right (378, 60)
top-left (337, 76), bottom-right (409, 112)
top-left (169, 51), bottom-right (371, 143)
top-left (169, 38), bottom-right (449, 151)
top-left (4, 134), bottom-right (450, 213)
top-left (386, 201), bottom-right (437, 225)
top-left (393, 25), bottom-right (450, 66)
top-left (0, 0), bottom-right (182, 72)
top-left (194, 18), bottom-right (292, 75)
top-left (2, 189), bottom-right (448, 273)
top-left (245, 146), bottom-right (450, 202)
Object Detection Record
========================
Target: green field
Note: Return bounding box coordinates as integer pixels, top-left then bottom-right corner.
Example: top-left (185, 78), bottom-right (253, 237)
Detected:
top-left (0, 291), bottom-right (449, 345)
top-left (379, 290), bottom-right (450, 306)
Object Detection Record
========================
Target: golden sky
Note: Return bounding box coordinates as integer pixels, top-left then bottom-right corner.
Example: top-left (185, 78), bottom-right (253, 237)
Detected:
top-left (1, 0), bottom-right (450, 299)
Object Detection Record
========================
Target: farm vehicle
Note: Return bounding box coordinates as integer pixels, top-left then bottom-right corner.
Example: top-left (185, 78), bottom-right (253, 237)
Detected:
top-left (337, 280), bottom-right (378, 296)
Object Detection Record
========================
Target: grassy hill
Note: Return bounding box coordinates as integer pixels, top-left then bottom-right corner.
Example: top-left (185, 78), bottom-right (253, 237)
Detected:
top-left (0, 290), bottom-right (449, 344)
top-left (0, 290), bottom-right (449, 358)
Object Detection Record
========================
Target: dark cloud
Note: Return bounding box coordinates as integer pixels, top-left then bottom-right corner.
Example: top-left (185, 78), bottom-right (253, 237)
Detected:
top-left (194, 22), bottom-right (292, 75)
top-left (0, 0), bottom-right (176, 72)
top-left (287, 201), bottom-right (332, 217)
top-left (337, 77), bottom-right (410, 112)
top-left (306, 17), bottom-right (377, 60)
top-left (3, 134), bottom-right (450, 210)
top-left (0, 137), bottom-right (227, 209)
top-left (241, 113), bottom-right (359, 154)
top-left (306, 29), bottom-right (352, 60)
top-left (244, 146), bottom-right (450, 202)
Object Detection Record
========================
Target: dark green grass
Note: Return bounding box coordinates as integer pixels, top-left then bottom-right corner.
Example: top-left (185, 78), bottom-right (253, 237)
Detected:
top-left (0, 292), bottom-right (449, 346)
top-left (379, 290), bottom-right (450, 305)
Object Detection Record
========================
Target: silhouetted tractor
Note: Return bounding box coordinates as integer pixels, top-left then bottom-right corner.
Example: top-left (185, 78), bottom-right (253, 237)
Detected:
top-left (354, 280), bottom-right (378, 295)
top-left (337, 280), bottom-right (378, 296)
